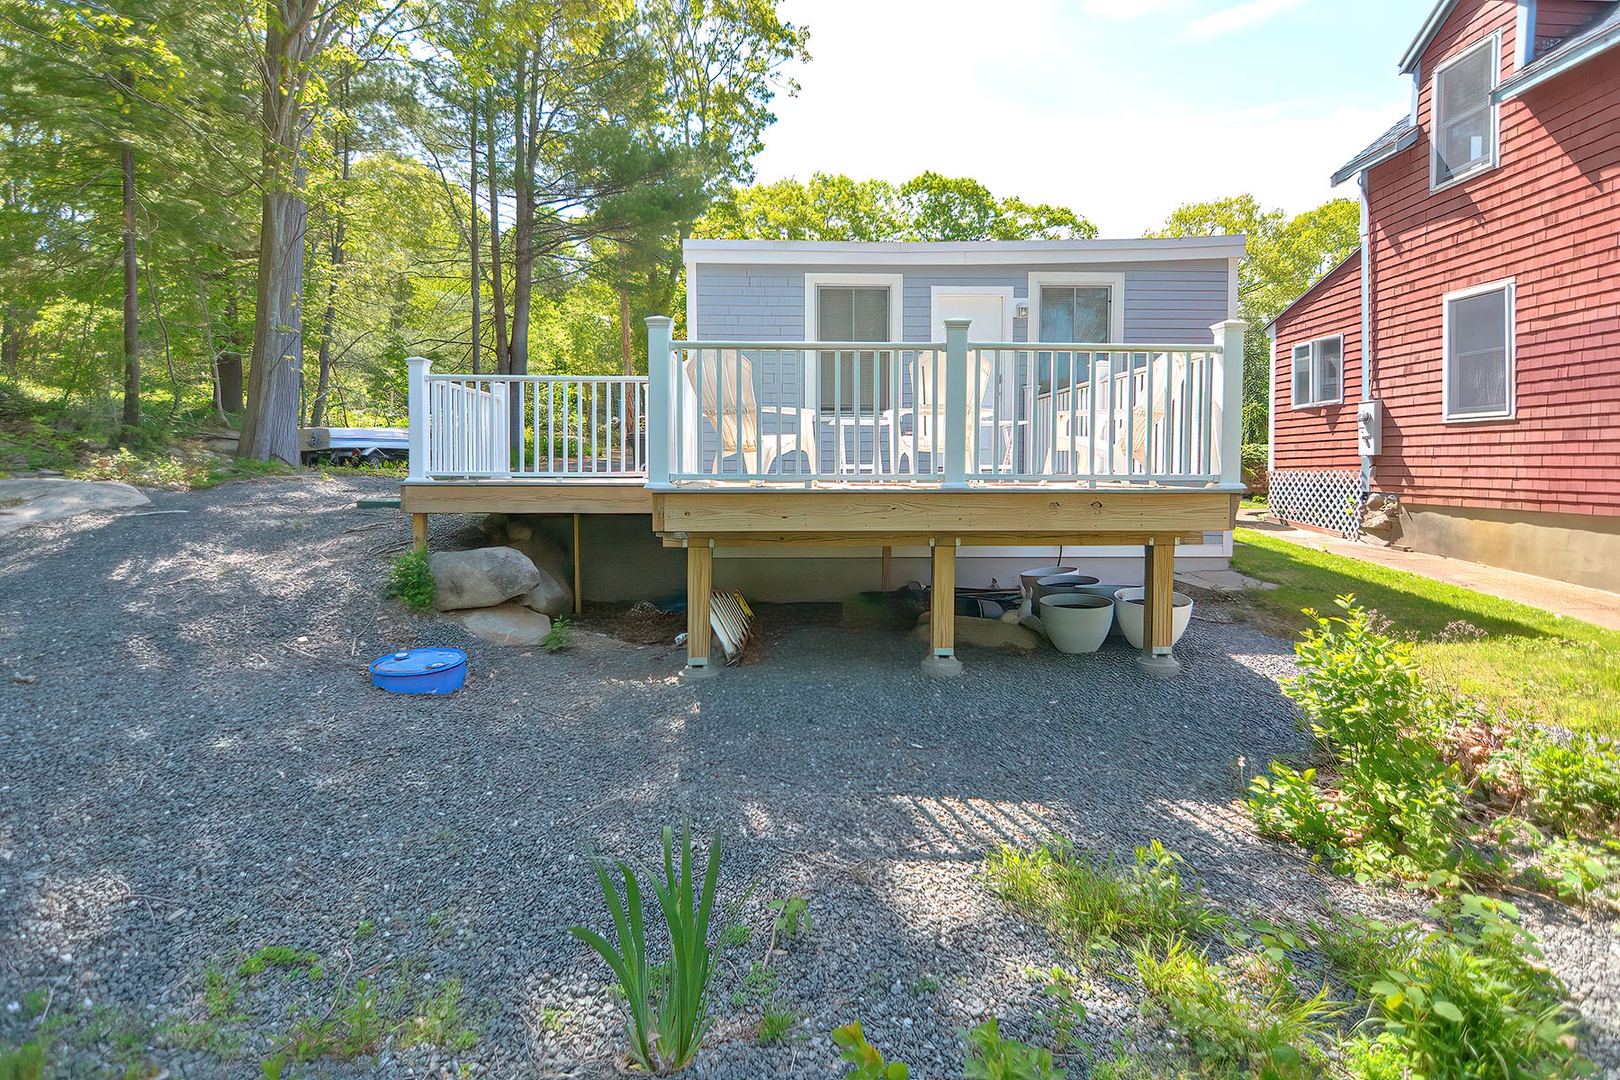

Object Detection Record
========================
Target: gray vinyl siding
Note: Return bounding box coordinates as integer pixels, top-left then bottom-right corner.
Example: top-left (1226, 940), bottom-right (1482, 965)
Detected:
top-left (691, 268), bottom-right (804, 339)
top-left (692, 261), bottom-right (1230, 345)
top-left (1123, 266), bottom-right (1230, 343)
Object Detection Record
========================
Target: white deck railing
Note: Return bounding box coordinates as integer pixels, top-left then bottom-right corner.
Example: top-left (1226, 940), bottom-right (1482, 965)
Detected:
top-left (406, 358), bottom-right (648, 479)
top-left (405, 318), bottom-right (1244, 489)
top-left (644, 316), bottom-right (1244, 489)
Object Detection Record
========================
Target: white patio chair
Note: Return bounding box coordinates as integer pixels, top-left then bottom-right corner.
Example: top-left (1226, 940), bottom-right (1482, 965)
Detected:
top-left (889, 350), bottom-right (1000, 474)
top-left (685, 350), bottom-right (817, 475)
top-left (1042, 351), bottom-right (1211, 475)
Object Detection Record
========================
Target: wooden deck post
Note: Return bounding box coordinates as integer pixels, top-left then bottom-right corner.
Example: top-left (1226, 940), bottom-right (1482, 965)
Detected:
top-left (683, 539), bottom-right (718, 679)
top-left (1139, 536), bottom-right (1180, 674)
top-left (572, 513), bottom-right (583, 615)
top-left (411, 513), bottom-right (428, 553)
top-left (924, 538), bottom-right (963, 676)
top-left (881, 545), bottom-right (893, 592)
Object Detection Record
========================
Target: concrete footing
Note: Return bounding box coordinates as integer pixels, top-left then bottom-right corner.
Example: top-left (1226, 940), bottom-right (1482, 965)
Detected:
top-left (679, 662), bottom-right (722, 682)
top-left (920, 654), bottom-right (964, 677)
top-left (1135, 653), bottom-right (1181, 677)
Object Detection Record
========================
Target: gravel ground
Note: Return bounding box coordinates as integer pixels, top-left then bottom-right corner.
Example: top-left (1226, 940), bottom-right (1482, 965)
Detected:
top-left (0, 475), bottom-right (1614, 1078)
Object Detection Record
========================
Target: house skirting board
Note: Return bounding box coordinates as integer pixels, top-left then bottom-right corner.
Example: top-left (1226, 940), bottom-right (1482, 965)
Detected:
top-left (538, 514), bottom-right (1230, 604)
top-left (1396, 504), bottom-right (1620, 594)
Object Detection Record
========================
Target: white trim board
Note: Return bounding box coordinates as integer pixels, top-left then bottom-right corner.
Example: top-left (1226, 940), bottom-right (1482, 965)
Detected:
top-left (803, 272), bottom-right (905, 414)
top-left (1429, 32), bottom-right (1503, 192)
top-left (685, 237), bottom-right (1247, 266)
top-left (1441, 277), bottom-right (1517, 422)
top-left (1026, 273), bottom-right (1127, 344)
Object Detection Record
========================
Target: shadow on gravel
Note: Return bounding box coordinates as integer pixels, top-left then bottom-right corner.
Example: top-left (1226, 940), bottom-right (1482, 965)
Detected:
top-left (15, 479), bottom-right (1610, 1076)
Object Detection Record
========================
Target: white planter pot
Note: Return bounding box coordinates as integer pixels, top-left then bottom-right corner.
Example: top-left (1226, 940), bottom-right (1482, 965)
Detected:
top-left (1039, 594), bottom-right (1115, 654)
top-left (1033, 572), bottom-right (1100, 612)
top-left (1074, 584), bottom-right (1129, 636)
top-left (1112, 588), bottom-right (1194, 649)
top-left (1017, 565), bottom-right (1076, 619)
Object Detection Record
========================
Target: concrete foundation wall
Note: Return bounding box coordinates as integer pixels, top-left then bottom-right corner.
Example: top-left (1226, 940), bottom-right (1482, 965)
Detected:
top-left (538, 514), bottom-right (1227, 605)
top-left (1399, 504), bottom-right (1620, 593)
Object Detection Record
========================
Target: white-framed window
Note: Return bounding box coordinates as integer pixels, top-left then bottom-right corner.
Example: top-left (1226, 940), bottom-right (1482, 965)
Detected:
top-left (1443, 279), bottom-right (1515, 420)
top-left (1431, 33), bottom-right (1501, 190)
top-left (1029, 272), bottom-right (1125, 392)
top-left (1290, 335), bottom-right (1343, 408)
top-left (804, 273), bottom-right (902, 415)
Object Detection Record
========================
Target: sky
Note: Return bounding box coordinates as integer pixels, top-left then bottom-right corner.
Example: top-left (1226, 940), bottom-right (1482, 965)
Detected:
top-left (751, 0), bottom-right (1425, 237)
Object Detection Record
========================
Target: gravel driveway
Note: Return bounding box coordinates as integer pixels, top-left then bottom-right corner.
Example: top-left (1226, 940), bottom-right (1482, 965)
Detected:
top-left (1, 475), bottom-right (1614, 1078)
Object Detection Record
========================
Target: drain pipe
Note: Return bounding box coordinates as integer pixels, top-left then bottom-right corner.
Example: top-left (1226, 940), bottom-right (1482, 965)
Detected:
top-left (1357, 169), bottom-right (1377, 498)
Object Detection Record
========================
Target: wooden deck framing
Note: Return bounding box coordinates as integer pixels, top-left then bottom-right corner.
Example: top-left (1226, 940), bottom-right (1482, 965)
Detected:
top-left (653, 487), bottom-right (1234, 677)
top-left (401, 479), bottom-right (1236, 678)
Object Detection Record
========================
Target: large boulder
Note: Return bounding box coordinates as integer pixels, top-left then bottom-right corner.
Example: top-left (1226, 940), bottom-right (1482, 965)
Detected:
top-left (454, 603), bottom-right (552, 647)
top-left (502, 521), bottom-right (574, 615)
top-left (504, 527), bottom-right (570, 583)
top-left (520, 574), bottom-right (573, 617)
top-left (430, 547), bottom-right (541, 611)
top-left (0, 478), bottom-right (150, 538)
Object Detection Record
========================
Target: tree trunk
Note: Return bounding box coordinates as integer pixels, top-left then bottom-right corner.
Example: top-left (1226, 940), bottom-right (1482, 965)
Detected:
top-left (218, 287), bottom-right (245, 416)
top-left (240, 187), bottom-right (307, 463)
top-left (620, 278), bottom-right (633, 375)
top-left (2, 305), bottom-right (21, 377)
top-left (120, 141), bottom-right (139, 432)
top-left (240, 0), bottom-right (315, 464)
top-left (508, 55), bottom-right (532, 380)
top-left (310, 122), bottom-right (349, 429)
top-left (485, 86), bottom-right (509, 375)
top-left (469, 98), bottom-right (481, 375)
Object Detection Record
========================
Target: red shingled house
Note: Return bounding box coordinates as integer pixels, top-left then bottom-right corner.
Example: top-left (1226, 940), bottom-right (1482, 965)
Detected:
top-left (1266, 0), bottom-right (1620, 592)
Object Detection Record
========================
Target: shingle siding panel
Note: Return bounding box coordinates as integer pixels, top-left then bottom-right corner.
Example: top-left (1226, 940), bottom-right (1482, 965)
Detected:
top-left (1272, 256), bottom-right (1364, 472)
top-left (1271, 0), bottom-right (1620, 520)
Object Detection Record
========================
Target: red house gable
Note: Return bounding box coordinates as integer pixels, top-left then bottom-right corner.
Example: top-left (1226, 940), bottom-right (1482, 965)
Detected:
top-left (1270, 0), bottom-right (1620, 590)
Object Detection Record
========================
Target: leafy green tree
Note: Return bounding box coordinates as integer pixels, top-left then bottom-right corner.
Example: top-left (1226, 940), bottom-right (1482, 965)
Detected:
top-left (1150, 194), bottom-right (1359, 443)
top-left (699, 171), bottom-right (1096, 242)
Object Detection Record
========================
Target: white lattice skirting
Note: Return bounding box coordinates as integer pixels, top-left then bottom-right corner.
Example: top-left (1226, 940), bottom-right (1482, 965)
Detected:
top-left (1269, 469), bottom-right (1364, 539)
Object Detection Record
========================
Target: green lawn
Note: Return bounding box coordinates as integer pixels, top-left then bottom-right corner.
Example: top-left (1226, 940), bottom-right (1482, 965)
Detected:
top-left (1230, 528), bottom-right (1620, 738)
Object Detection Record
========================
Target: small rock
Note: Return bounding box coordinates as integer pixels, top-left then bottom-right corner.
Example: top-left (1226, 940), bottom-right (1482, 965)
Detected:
top-left (910, 614), bottom-right (1042, 652)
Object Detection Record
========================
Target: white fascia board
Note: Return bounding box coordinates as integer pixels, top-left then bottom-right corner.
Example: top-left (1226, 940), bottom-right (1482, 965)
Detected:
top-left (682, 237), bottom-right (1248, 267)
top-left (1401, 0), bottom-right (1459, 73)
top-left (1494, 22), bottom-right (1620, 101)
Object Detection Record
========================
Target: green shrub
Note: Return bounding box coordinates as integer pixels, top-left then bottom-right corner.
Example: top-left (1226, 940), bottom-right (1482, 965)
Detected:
top-left (542, 616), bottom-right (573, 652)
top-left (1133, 936), bottom-right (1335, 1079)
top-left (386, 550), bottom-right (435, 614)
top-left (831, 1020), bottom-right (908, 1080)
top-left (962, 1017), bottom-right (1065, 1079)
top-left (1241, 443), bottom-right (1269, 496)
top-left (1026, 966), bottom-right (1087, 1052)
top-left (0, 1041), bottom-right (46, 1080)
top-left (983, 839), bottom-right (1223, 956)
top-left (1486, 729), bottom-right (1620, 834)
top-left (767, 895), bottom-right (811, 945)
top-left (569, 824), bottom-right (720, 1074)
top-left (1249, 599), bottom-right (1471, 883)
top-left (1355, 896), bottom-right (1587, 1080)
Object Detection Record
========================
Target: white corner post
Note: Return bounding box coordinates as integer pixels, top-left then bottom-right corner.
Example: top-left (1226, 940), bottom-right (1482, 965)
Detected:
top-left (1211, 320), bottom-right (1247, 486)
top-left (645, 317), bottom-right (674, 485)
top-left (492, 381), bottom-right (512, 478)
top-left (943, 318), bottom-right (971, 488)
top-left (406, 356), bottom-right (430, 481)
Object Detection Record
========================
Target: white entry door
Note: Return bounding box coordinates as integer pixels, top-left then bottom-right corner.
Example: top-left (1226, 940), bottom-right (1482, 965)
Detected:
top-left (931, 289), bottom-right (1016, 467)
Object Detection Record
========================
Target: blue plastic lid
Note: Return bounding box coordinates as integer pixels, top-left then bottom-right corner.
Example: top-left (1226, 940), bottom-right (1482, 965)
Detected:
top-left (369, 647), bottom-right (467, 676)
